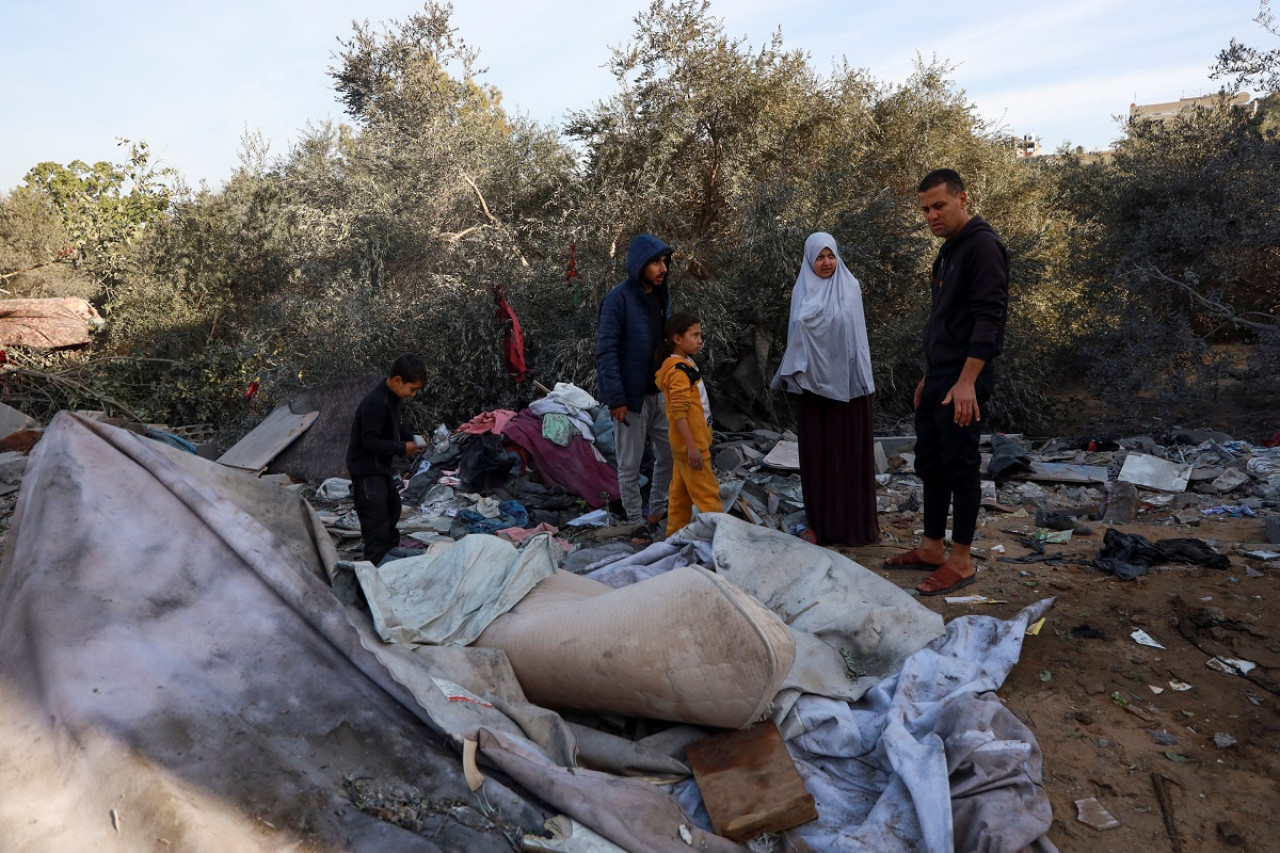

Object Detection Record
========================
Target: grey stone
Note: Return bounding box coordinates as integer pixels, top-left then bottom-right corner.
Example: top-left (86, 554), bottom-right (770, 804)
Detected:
top-left (1103, 481), bottom-right (1139, 524)
top-left (1208, 468), bottom-right (1251, 494)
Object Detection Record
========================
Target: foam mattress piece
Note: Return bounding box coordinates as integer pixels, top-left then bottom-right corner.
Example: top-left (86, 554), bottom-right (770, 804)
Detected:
top-left (475, 567), bottom-right (795, 729)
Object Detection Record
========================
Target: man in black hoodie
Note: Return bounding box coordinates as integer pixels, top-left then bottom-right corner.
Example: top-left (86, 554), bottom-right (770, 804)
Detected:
top-left (889, 169), bottom-right (1008, 595)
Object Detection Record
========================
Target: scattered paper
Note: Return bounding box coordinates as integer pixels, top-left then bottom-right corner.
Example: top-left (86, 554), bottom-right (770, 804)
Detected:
top-left (1130, 629), bottom-right (1166, 649)
top-left (1207, 656), bottom-right (1257, 676)
top-left (1169, 680), bottom-right (1193, 692)
top-left (1075, 797), bottom-right (1120, 831)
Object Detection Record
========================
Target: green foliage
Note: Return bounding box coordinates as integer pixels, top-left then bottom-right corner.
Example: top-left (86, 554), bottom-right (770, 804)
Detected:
top-left (1046, 75), bottom-right (1280, 419)
top-left (4, 0), bottom-right (1273, 438)
top-left (19, 141), bottom-right (173, 292)
top-left (0, 187), bottom-right (95, 298)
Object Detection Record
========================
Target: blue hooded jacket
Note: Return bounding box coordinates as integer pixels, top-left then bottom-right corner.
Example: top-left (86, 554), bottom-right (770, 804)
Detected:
top-left (595, 234), bottom-right (673, 412)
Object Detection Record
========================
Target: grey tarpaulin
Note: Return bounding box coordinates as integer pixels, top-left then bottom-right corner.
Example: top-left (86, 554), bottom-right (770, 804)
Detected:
top-left (587, 515), bottom-right (1057, 853)
top-left (0, 413), bottom-right (743, 853)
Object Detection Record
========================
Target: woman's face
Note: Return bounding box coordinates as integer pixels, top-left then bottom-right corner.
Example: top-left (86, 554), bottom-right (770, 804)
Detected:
top-left (812, 246), bottom-right (837, 280)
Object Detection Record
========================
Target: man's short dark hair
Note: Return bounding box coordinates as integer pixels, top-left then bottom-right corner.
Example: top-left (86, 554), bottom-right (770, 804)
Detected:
top-left (918, 169), bottom-right (965, 195)
top-left (389, 353), bottom-right (427, 384)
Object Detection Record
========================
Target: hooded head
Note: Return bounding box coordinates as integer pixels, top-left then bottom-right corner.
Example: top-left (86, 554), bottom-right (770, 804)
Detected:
top-left (625, 234), bottom-right (673, 291)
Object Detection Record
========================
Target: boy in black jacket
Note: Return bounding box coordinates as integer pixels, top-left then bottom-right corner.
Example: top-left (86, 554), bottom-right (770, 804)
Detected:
top-left (346, 354), bottom-right (427, 565)
top-left (892, 169), bottom-right (1008, 596)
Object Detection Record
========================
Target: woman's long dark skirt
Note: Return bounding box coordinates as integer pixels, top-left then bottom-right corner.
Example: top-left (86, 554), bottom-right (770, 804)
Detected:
top-left (796, 391), bottom-right (881, 546)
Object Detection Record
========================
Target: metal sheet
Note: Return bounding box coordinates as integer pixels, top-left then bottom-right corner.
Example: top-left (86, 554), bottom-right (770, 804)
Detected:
top-left (1117, 453), bottom-right (1191, 493)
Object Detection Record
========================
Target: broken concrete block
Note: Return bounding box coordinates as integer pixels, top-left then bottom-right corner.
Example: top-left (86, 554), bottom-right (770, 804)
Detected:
top-left (762, 440), bottom-right (799, 471)
top-left (0, 402), bottom-right (38, 439)
top-left (714, 445), bottom-right (747, 472)
top-left (0, 450), bottom-right (27, 483)
top-left (1118, 453), bottom-right (1191, 493)
top-left (874, 436), bottom-right (916, 458)
top-left (1103, 481), bottom-right (1139, 524)
top-left (874, 441), bottom-right (888, 475)
top-left (1207, 469), bottom-right (1251, 494)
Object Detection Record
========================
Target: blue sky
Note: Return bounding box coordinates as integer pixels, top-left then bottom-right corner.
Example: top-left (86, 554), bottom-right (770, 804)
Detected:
top-left (0, 0), bottom-right (1268, 192)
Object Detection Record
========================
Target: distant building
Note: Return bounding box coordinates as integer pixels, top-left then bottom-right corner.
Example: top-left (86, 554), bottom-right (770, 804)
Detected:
top-left (1129, 92), bottom-right (1254, 127)
top-left (1014, 134), bottom-right (1042, 158)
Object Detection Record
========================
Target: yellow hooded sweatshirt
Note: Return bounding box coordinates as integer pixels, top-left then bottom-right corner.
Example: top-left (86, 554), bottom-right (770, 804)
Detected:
top-left (656, 354), bottom-right (712, 455)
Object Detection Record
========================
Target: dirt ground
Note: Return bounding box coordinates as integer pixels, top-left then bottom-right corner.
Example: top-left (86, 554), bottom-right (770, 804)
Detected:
top-left (838, 508), bottom-right (1277, 853)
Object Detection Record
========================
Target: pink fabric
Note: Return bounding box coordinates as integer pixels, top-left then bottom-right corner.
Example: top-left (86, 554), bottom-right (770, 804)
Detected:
top-left (494, 523), bottom-right (560, 545)
top-left (459, 409), bottom-right (518, 435)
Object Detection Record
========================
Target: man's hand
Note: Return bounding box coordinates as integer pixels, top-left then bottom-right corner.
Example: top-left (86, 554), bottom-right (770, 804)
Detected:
top-left (687, 446), bottom-right (704, 469)
top-left (404, 442), bottom-right (423, 458)
top-left (610, 405), bottom-right (628, 422)
top-left (941, 380), bottom-right (981, 427)
top-left (913, 377), bottom-right (925, 411)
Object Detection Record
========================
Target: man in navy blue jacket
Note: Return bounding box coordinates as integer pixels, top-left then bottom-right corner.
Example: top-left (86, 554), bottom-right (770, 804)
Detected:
top-left (898, 169), bottom-right (1009, 596)
top-left (596, 234), bottom-right (675, 541)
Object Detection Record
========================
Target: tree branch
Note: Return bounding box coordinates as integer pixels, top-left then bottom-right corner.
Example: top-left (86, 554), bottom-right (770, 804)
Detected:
top-left (1132, 263), bottom-right (1279, 333)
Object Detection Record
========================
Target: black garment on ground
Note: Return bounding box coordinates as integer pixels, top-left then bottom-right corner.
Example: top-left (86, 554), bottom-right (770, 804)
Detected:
top-left (353, 474), bottom-right (402, 566)
top-left (458, 433), bottom-right (518, 492)
top-left (1094, 528), bottom-right (1231, 580)
top-left (915, 371), bottom-right (993, 546)
top-left (987, 433), bottom-right (1032, 483)
top-left (796, 391), bottom-right (881, 546)
top-left (346, 382), bottom-right (412, 478)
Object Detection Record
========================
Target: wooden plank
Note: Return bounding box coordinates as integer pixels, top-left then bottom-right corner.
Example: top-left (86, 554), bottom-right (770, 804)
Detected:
top-left (217, 406), bottom-right (319, 472)
top-left (685, 721), bottom-right (817, 842)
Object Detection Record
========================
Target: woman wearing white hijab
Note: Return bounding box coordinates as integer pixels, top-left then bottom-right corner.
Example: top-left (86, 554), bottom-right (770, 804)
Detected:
top-left (771, 232), bottom-right (881, 546)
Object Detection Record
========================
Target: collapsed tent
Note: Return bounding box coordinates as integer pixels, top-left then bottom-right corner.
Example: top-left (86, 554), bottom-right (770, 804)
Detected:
top-left (0, 413), bottom-right (1058, 852)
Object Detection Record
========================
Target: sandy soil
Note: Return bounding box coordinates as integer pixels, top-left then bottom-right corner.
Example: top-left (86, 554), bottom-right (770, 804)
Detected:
top-left (841, 509), bottom-right (1278, 853)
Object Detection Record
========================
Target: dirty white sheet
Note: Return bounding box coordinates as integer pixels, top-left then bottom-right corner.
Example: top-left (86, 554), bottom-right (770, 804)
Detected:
top-left (355, 532), bottom-right (557, 645)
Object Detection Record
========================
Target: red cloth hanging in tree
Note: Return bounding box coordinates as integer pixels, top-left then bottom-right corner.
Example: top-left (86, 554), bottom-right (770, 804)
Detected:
top-left (493, 284), bottom-right (528, 382)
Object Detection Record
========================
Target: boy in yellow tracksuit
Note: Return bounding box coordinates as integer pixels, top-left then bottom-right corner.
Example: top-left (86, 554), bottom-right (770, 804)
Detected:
top-left (655, 313), bottom-right (722, 535)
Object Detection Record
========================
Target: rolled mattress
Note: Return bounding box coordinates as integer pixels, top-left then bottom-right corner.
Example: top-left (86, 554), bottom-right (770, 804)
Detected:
top-left (474, 567), bottom-right (795, 729)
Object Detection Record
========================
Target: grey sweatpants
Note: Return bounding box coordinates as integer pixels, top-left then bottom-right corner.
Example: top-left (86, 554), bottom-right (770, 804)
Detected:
top-left (614, 393), bottom-right (673, 525)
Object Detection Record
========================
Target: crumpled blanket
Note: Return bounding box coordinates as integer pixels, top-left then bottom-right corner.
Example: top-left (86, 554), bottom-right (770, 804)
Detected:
top-left (669, 598), bottom-right (1059, 853)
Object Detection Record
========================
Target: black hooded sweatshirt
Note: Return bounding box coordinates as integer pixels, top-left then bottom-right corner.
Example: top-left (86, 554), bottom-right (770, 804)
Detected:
top-left (922, 215), bottom-right (1009, 378)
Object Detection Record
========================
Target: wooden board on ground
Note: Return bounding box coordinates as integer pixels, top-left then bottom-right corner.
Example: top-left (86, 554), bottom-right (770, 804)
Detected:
top-left (217, 406), bottom-right (320, 473)
top-left (1011, 461), bottom-right (1110, 484)
top-left (685, 721), bottom-right (817, 841)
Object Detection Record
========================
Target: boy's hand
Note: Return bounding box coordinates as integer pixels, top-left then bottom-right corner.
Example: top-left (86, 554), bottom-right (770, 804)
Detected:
top-left (610, 405), bottom-right (628, 422)
top-left (687, 446), bottom-right (703, 469)
top-left (404, 442), bottom-right (423, 458)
